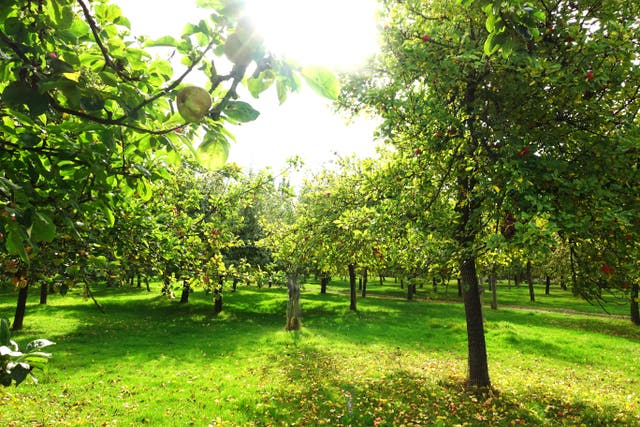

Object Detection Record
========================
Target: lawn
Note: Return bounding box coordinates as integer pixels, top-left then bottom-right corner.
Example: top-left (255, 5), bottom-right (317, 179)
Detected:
top-left (0, 279), bottom-right (638, 426)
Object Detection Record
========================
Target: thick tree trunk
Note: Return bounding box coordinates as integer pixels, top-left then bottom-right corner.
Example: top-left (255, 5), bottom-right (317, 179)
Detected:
top-left (13, 283), bottom-right (29, 331)
top-left (545, 275), bottom-right (551, 295)
top-left (460, 256), bottom-right (490, 387)
top-left (526, 260), bottom-right (535, 302)
top-left (348, 264), bottom-right (357, 311)
top-left (39, 282), bottom-right (48, 305)
top-left (361, 268), bottom-right (368, 298)
top-left (285, 274), bottom-right (302, 331)
top-left (180, 278), bottom-right (190, 304)
top-left (631, 282), bottom-right (639, 326)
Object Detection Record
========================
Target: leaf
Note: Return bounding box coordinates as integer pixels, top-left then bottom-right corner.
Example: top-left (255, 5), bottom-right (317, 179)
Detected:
top-left (144, 35), bottom-right (179, 47)
top-left (136, 178), bottom-right (153, 202)
top-left (223, 101), bottom-right (260, 123)
top-left (2, 82), bottom-right (50, 116)
top-left (0, 346), bottom-right (22, 357)
top-left (25, 339), bottom-right (56, 352)
top-left (199, 132), bottom-right (230, 170)
top-left (30, 211), bottom-right (56, 243)
top-left (6, 229), bottom-right (28, 262)
top-left (8, 362), bottom-right (31, 386)
top-left (300, 66), bottom-right (340, 100)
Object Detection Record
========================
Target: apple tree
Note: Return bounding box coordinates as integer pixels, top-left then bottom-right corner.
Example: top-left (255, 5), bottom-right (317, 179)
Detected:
top-left (338, 0), bottom-right (640, 387)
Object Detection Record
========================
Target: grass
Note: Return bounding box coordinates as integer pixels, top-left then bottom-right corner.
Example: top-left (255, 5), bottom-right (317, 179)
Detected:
top-left (0, 279), bottom-right (638, 426)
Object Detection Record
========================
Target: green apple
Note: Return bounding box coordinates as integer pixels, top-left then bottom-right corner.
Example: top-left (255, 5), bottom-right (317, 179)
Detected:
top-left (176, 86), bottom-right (212, 122)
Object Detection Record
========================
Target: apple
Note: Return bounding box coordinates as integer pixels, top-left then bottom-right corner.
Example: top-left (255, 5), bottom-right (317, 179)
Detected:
top-left (224, 17), bottom-right (263, 66)
top-left (176, 86), bottom-right (212, 122)
top-left (585, 71), bottom-right (594, 81)
top-left (421, 34), bottom-right (430, 42)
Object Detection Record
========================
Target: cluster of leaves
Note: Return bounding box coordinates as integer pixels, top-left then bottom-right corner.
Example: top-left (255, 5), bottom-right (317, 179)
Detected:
top-left (0, 318), bottom-right (54, 386)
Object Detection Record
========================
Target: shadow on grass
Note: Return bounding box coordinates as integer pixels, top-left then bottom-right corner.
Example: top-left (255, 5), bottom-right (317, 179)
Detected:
top-left (241, 347), bottom-right (640, 427)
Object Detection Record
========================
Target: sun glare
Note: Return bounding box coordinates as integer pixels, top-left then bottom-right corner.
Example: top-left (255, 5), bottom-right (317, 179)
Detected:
top-left (244, 0), bottom-right (379, 70)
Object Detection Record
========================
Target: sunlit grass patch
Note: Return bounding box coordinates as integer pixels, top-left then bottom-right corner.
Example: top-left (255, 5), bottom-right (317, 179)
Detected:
top-left (0, 281), bottom-right (638, 426)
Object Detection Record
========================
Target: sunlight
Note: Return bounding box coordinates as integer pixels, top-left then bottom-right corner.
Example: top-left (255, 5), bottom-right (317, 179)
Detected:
top-left (244, 0), bottom-right (379, 70)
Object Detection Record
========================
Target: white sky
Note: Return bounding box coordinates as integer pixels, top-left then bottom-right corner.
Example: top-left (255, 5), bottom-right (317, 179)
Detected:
top-left (114, 0), bottom-right (382, 177)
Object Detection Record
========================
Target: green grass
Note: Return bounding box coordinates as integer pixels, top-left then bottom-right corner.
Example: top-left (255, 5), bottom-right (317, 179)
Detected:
top-left (0, 280), bottom-right (638, 426)
top-left (356, 277), bottom-right (631, 316)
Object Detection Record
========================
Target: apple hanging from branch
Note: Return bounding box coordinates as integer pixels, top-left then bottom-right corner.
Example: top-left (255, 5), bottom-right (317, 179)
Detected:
top-left (176, 86), bottom-right (212, 122)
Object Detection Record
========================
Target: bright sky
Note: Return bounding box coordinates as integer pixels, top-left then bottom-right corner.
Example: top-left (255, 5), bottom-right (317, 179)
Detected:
top-left (114, 0), bottom-right (381, 177)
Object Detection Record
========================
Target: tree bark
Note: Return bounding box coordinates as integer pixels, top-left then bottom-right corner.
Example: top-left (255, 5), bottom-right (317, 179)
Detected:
top-left (180, 278), bottom-right (190, 304)
top-left (526, 260), bottom-right (535, 302)
top-left (631, 282), bottom-right (639, 326)
top-left (320, 274), bottom-right (329, 294)
top-left (490, 269), bottom-right (498, 310)
top-left (213, 277), bottom-right (223, 315)
top-left (39, 282), bottom-right (48, 305)
top-left (13, 283), bottom-right (29, 331)
top-left (348, 264), bottom-right (357, 311)
top-left (407, 280), bottom-right (414, 301)
top-left (361, 268), bottom-right (368, 298)
top-left (545, 275), bottom-right (551, 295)
top-left (285, 274), bottom-right (301, 330)
top-left (460, 256), bottom-right (490, 387)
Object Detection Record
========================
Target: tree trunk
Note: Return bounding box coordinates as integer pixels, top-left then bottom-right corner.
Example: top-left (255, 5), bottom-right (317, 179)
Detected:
top-left (13, 283), bottom-right (29, 331)
top-left (180, 278), bottom-right (190, 304)
top-left (348, 264), bottom-right (357, 311)
top-left (457, 278), bottom-right (462, 297)
top-left (545, 275), bottom-right (551, 295)
top-left (631, 282), bottom-right (639, 326)
top-left (320, 274), bottom-right (329, 294)
top-left (361, 268), bottom-right (368, 298)
top-left (232, 278), bottom-right (238, 293)
top-left (490, 269), bottom-right (498, 310)
top-left (407, 280), bottom-right (414, 301)
top-left (379, 274), bottom-right (384, 286)
top-left (285, 274), bottom-right (302, 331)
top-left (526, 260), bottom-right (535, 302)
top-left (460, 256), bottom-right (490, 387)
top-left (39, 282), bottom-right (48, 305)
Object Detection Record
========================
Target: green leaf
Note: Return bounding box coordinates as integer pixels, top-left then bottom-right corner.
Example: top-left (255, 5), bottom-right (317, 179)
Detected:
top-left (144, 35), bottom-right (179, 47)
top-left (2, 82), bottom-right (50, 116)
top-left (223, 101), bottom-right (260, 122)
top-left (6, 229), bottom-right (28, 262)
top-left (30, 211), bottom-right (56, 243)
top-left (199, 132), bottom-right (230, 170)
top-left (136, 178), bottom-right (153, 202)
top-left (300, 66), bottom-right (340, 100)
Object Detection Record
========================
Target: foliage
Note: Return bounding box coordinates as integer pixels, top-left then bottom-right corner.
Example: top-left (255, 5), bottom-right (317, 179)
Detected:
top-left (0, 317), bottom-right (54, 386)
